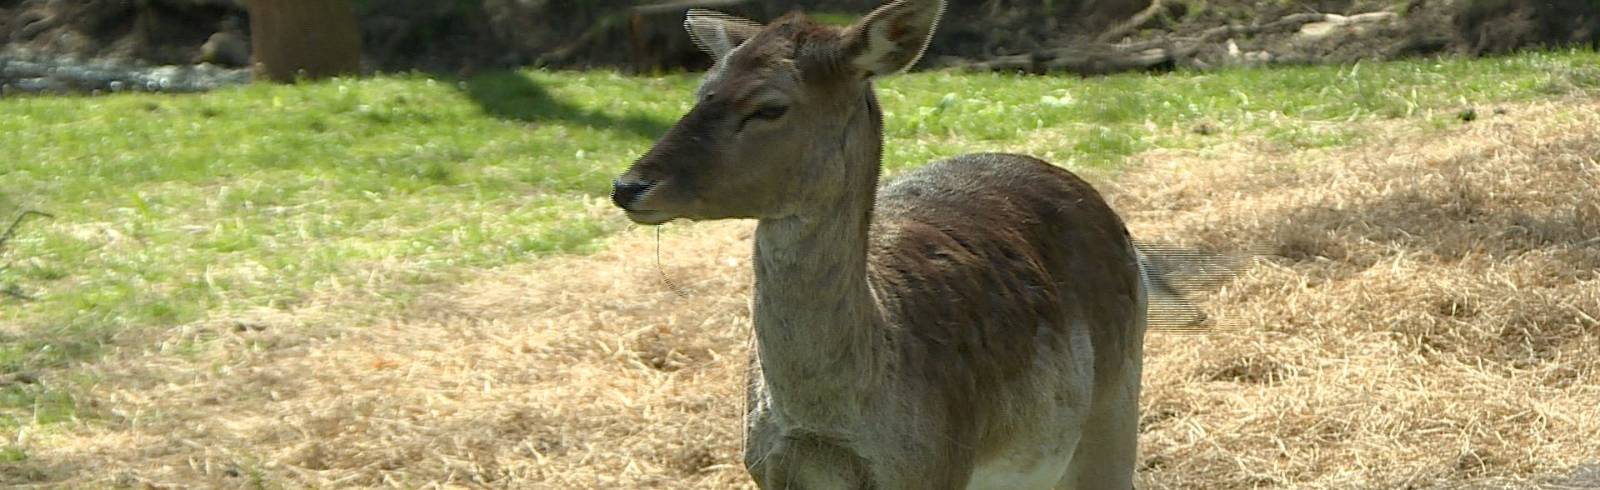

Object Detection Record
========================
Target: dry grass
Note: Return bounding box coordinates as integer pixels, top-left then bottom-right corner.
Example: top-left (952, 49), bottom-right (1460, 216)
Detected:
top-left (14, 97), bottom-right (1600, 489)
top-left (1113, 98), bottom-right (1600, 489)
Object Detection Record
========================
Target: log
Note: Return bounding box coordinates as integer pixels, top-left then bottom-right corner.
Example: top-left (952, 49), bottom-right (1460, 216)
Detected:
top-left (245, 0), bottom-right (362, 82)
top-left (957, 44), bottom-right (1175, 75)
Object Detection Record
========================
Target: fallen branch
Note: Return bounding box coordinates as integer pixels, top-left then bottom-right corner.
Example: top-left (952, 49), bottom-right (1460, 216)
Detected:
top-left (1095, 0), bottom-right (1164, 44)
top-left (953, 11), bottom-right (1344, 75)
top-left (1, 284), bottom-right (33, 301)
top-left (954, 43), bottom-right (1176, 75)
top-left (1187, 13), bottom-right (1331, 44)
top-left (0, 209), bottom-right (54, 301)
top-left (0, 210), bottom-right (53, 252)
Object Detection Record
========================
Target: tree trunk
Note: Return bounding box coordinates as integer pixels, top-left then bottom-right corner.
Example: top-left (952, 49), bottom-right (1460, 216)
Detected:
top-left (246, 0), bottom-right (363, 82)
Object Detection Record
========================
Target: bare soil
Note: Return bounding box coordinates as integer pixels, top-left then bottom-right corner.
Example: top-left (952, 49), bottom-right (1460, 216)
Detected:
top-left (12, 98), bottom-right (1600, 488)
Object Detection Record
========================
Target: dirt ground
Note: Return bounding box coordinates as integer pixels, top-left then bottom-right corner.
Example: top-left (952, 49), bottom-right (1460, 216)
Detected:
top-left (15, 97), bottom-right (1600, 488)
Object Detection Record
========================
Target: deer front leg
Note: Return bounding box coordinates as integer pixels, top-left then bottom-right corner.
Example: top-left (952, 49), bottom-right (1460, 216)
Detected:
top-left (749, 434), bottom-right (874, 490)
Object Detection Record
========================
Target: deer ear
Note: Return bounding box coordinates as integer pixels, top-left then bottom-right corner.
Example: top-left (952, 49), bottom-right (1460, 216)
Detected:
top-left (685, 9), bottom-right (763, 61)
top-left (841, 0), bottom-right (945, 78)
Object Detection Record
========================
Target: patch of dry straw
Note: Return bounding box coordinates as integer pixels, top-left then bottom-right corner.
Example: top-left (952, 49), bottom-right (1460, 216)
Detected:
top-left (14, 98), bottom-right (1600, 489)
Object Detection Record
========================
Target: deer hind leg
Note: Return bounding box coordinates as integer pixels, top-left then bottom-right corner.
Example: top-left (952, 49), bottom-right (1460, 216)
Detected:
top-left (1058, 253), bottom-right (1150, 490)
top-left (1055, 364), bottom-right (1141, 489)
top-left (1059, 324), bottom-right (1146, 489)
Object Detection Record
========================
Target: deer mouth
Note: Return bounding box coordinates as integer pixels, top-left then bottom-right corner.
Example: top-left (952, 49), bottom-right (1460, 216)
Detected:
top-left (624, 209), bottom-right (676, 225)
top-left (613, 177), bottom-right (682, 225)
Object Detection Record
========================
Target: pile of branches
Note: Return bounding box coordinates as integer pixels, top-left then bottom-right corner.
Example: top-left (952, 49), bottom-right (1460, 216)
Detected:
top-left (941, 1), bottom-right (1407, 75)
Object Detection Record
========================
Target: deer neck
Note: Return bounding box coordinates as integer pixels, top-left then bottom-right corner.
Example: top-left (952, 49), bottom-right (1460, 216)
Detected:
top-left (750, 88), bottom-right (886, 424)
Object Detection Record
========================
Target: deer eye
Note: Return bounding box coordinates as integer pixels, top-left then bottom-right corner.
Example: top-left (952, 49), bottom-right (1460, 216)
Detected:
top-left (737, 104), bottom-right (789, 132)
top-left (752, 105), bottom-right (789, 120)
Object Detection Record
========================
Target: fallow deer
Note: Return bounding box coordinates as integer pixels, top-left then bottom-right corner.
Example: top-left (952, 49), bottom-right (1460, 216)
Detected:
top-left (611, 1), bottom-right (1148, 487)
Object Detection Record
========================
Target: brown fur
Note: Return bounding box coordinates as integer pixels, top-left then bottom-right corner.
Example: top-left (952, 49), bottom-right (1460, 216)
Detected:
top-left (870, 154), bottom-right (1143, 456)
top-left (614, 3), bottom-right (1146, 488)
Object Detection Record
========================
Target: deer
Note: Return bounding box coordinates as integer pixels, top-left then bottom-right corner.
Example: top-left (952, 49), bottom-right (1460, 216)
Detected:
top-left (610, 1), bottom-right (1148, 488)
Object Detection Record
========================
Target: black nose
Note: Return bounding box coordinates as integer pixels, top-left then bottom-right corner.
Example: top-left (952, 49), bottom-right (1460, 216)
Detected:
top-left (611, 179), bottom-right (653, 209)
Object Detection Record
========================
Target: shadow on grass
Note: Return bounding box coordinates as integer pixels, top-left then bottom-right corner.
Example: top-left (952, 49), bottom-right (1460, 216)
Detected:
top-left (457, 70), bottom-right (670, 138)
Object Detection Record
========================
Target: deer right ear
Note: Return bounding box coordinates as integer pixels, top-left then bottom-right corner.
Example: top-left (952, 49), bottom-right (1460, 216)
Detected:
top-left (841, 0), bottom-right (945, 78)
top-left (685, 9), bottom-right (763, 61)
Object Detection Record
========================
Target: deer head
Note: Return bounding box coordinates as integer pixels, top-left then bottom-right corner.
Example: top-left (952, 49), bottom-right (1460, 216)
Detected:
top-left (612, 0), bottom-right (946, 225)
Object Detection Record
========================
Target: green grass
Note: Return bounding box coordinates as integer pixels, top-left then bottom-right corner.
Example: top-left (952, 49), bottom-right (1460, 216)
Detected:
top-left (872, 50), bottom-right (1600, 168)
top-left (1, 49), bottom-right (1598, 432)
top-left (0, 71), bottom-right (700, 426)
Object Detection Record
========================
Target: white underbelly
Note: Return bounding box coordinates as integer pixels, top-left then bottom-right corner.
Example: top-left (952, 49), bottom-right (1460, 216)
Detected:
top-left (965, 451), bottom-right (1071, 490)
top-left (964, 323), bottom-right (1094, 489)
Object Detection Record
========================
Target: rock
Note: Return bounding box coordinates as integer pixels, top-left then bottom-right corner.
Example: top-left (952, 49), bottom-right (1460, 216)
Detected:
top-left (199, 31), bottom-right (250, 67)
top-left (1, 54), bottom-right (251, 94)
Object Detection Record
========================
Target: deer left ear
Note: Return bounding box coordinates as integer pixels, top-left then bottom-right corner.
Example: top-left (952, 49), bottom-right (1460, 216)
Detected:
top-left (841, 0), bottom-right (945, 78)
top-left (685, 9), bottom-right (764, 62)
